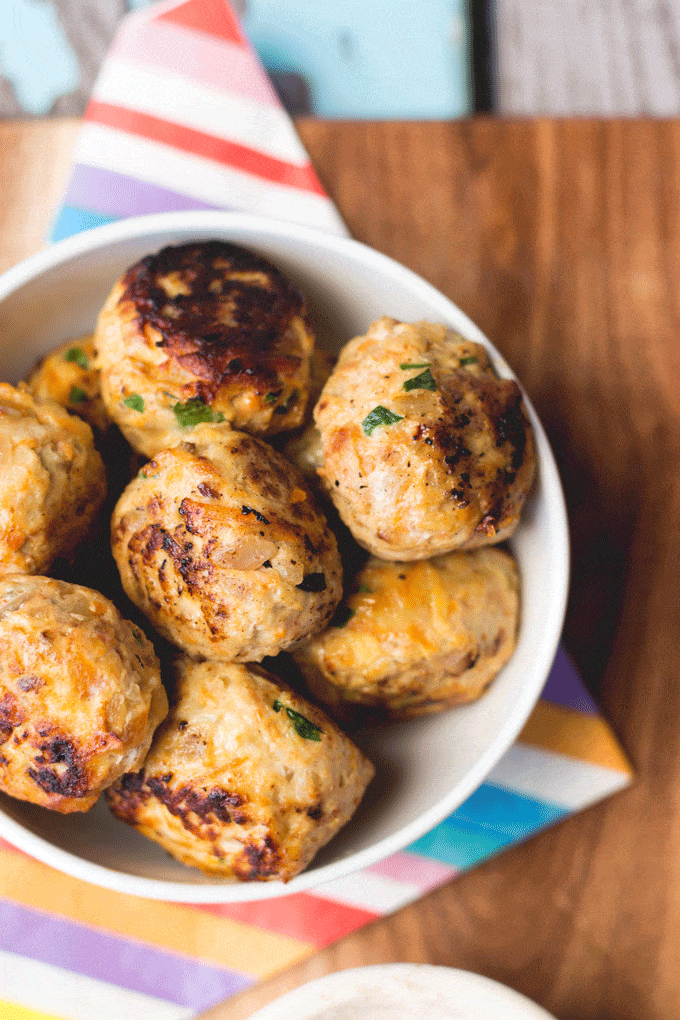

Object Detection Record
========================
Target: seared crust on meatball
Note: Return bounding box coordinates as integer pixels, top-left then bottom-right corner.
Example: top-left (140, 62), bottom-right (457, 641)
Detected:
top-left (293, 548), bottom-right (519, 723)
top-left (26, 336), bottom-right (109, 435)
top-left (0, 383), bottom-right (106, 576)
top-left (0, 576), bottom-right (167, 812)
top-left (106, 658), bottom-right (374, 880)
top-left (111, 426), bottom-right (342, 661)
top-left (95, 241), bottom-right (315, 457)
top-left (314, 318), bottom-right (535, 559)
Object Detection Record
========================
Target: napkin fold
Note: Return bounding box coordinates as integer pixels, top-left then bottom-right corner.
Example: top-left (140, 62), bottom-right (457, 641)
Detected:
top-left (51, 0), bottom-right (346, 241)
top-left (0, 3), bottom-right (634, 1018)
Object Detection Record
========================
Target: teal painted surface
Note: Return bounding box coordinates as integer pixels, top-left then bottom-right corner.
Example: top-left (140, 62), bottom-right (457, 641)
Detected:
top-left (0, 0), bottom-right (471, 120)
top-left (0, 0), bottom-right (79, 114)
top-left (242, 0), bottom-right (471, 118)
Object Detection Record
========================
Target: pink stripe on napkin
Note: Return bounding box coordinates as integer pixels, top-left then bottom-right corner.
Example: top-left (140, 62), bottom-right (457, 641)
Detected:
top-left (110, 16), bottom-right (280, 107)
top-left (365, 851), bottom-right (459, 891)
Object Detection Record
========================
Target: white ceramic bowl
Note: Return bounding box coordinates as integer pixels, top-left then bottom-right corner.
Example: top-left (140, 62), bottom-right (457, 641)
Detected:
top-left (247, 964), bottom-right (557, 1019)
top-left (0, 211), bottom-right (568, 901)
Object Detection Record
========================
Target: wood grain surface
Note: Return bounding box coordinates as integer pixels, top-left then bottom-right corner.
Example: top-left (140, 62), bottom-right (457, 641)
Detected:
top-left (0, 120), bottom-right (78, 269)
top-left (2, 117), bottom-right (680, 1020)
top-left (495, 0), bottom-right (680, 115)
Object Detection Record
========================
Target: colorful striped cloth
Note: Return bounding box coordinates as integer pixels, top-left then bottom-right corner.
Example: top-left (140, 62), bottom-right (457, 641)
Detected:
top-left (51, 0), bottom-right (346, 241)
top-left (0, 2), bottom-right (633, 1017)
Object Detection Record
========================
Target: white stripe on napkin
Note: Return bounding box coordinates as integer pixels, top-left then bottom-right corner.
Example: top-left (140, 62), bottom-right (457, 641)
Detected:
top-left (312, 870), bottom-right (422, 914)
top-left (73, 123), bottom-right (348, 234)
top-left (488, 742), bottom-right (632, 810)
top-left (0, 950), bottom-right (191, 1020)
top-left (93, 58), bottom-right (312, 167)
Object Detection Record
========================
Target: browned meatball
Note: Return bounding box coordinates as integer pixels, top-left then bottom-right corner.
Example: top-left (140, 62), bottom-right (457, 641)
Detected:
top-left (107, 656), bottom-right (373, 881)
top-left (293, 548), bottom-right (519, 723)
top-left (111, 426), bottom-right (342, 661)
top-left (107, 658), bottom-right (374, 880)
top-left (0, 575), bottom-right (167, 812)
top-left (95, 241), bottom-right (315, 457)
top-left (26, 336), bottom-right (109, 435)
top-left (314, 317), bottom-right (535, 560)
top-left (0, 383), bottom-right (106, 576)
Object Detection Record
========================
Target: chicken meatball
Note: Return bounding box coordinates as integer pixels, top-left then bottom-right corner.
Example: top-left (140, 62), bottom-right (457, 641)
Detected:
top-left (111, 426), bottom-right (342, 661)
top-left (95, 241), bottom-right (315, 457)
top-left (314, 317), bottom-right (535, 560)
top-left (293, 548), bottom-right (519, 723)
top-left (0, 575), bottom-right (167, 812)
top-left (0, 383), bottom-right (106, 576)
top-left (281, 345), bottom-right (335, 484)
top-left (107, 658), bottom-right (373, 880)
top-left (26, 336), bottom-right (109, 435)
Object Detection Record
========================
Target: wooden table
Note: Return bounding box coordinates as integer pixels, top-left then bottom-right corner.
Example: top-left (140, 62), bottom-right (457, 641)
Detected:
top-left (1, 117), bottom-right (679, 1020)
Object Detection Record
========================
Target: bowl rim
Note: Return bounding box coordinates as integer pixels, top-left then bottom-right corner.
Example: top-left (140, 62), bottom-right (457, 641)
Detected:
top-left (0, 209), bottom-right (570, 901)
top-left (245, 963), bottom-right (557, 1019)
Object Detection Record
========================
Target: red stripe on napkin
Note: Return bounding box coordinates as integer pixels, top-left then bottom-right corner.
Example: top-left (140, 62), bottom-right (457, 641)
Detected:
top-left (84, 101), bottom-right (326, 196)
top-left (158, 0), bottom-right (247, 47)
top-left (194, 893), bottom-right (379, 949)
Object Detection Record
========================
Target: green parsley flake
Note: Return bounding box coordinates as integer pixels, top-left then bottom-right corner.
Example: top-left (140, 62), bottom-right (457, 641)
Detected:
top-left (273, 388), bottom-right (298, 415)
top-left (403, 367), bottom-right (436, 392)
top-left (123, 393), bottom-right (144, 412)
top-left (69, 386), bottom-right (87, 404)
top-left (358, 583), bottom-right (373, 594)
top-left (459, 355), bottom-right (479, 367)
top-left (399, 362), bottom-right (431, 370)
top-left (264, 390), bottom-right (282, 404)
top-left (64, 346), bottom-right (89, 369)
top-left (362, 406), bottom-right (404, 436)
top-left (172, 398), bottom-right (225, 429)
top-left (273, 700), bottom-right (322, 741)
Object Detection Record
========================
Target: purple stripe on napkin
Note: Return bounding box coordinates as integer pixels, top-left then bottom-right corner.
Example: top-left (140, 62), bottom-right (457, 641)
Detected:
top-left (541, 645), bottom-right (599, 716)
top-left (0, 899), bottom-right (253, 1008)
top-left (64, 163), bottom-right (225, 219)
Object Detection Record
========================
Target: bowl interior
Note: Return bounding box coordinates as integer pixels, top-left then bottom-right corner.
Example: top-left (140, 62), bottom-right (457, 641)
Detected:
top-left (0, 213), bottom-right (568, 900)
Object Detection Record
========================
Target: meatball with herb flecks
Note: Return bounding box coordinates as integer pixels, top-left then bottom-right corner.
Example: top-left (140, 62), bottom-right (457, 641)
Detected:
top-left (294, 547), bottom-right (519, 724)
top-left (111, 425), bottom-right (342, 661)
top-left (0, 575), bottom-right (167, 812)
top-left (314, 317), bottom-right (535, 560)
top-left (0, 383), bottom-right (106, 576)
top-left (94, 241), bottom-right (315, 457)
top-left (26, 335), bottom-right (109, 435)
top-left (106, 658), bottom-right (374, 880)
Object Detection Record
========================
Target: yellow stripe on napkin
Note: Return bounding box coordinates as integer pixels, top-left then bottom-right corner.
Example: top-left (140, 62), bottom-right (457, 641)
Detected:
top-left (0, 851), bottom-right (314, 977)
top-left (519, 700), bottom-right (633, 773)
top-left (0, 1002), bottom-right (67, 1020)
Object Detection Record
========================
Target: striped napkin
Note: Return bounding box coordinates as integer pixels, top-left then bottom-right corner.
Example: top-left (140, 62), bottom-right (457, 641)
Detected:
top-left (51, 0), bottom-right (346, 240)
top-left (0, 3), bottom-right (633, 1018)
